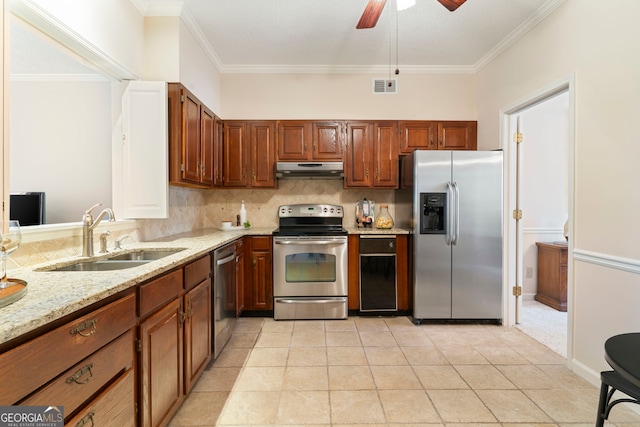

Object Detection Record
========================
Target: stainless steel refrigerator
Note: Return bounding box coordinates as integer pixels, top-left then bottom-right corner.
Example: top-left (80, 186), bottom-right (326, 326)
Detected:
top-left (395, 150), bottom-right (503, 322)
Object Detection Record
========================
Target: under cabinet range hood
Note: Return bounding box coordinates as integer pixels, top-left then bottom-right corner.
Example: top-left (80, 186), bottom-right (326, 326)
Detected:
top-left (276, 162), bottom-right (344, 180)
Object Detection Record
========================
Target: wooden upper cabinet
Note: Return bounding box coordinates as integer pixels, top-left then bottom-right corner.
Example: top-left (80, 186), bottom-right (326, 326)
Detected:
top-left (277, 120), bottom-right (312, 161)
top-left (249, 121), bottom-right (277, 188)
top-left (168, 83), bottom-right (221, 188)
top-left (438, 121), bottom-right (477, 150)
top-left (200, 106), bottom-right (215, 186)
top-left (312, 121), bottom-right (343, 160)
top-left (223, 121), bottom-right (250, 187)
top-left (398, 120), bottom-right (438, 153)
top-left (276, 120), bottom-right (343, 161)
top-left (398, 120), bottom-right (477, 153)
top-left (213, 116), bottom-right (224, 187)
top-left (344, 121), bottom-right (373, 187)
top-left (372, 121), bottom-right (398, 188)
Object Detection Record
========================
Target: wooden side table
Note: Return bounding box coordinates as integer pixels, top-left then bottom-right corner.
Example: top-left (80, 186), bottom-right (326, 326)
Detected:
top-left (535, 242), bottom-right (568, 311)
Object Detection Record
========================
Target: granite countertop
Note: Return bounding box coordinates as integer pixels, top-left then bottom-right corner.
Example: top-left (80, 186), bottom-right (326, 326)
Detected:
top-left (0, 226), bottom-right (411, 345)
top-left (0, 227), bottom-right (273, 345)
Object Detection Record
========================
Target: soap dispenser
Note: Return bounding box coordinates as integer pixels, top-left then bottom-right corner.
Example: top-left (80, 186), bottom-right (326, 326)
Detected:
top-left (239, 200), bottom-right (247, 226)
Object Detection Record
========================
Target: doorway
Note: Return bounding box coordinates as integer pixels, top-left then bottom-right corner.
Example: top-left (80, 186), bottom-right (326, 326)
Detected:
top-left (501, 77), bottom-right (575, 364)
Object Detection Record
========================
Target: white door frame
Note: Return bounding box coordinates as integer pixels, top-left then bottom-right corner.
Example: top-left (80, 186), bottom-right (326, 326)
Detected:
top-left (500, 75), bottom-right (575, 366)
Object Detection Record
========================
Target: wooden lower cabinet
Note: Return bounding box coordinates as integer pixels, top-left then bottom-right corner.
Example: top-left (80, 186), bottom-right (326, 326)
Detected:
top-left (139, 297), bottom-right (184, 427)
top-left (139, 255), bottom-right (212, 427)
top-left (535, 242), bottom-right (568, 312)
top-left (0, 293), bottom-right (136, 423)
top-left (244, 236), bottom-right (273, 311)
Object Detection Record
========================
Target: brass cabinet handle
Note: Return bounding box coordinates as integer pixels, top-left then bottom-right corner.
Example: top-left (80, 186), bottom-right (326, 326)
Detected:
top-left (66, 363), bottom-right (94, 385)
top-left (70, 319), bottom-right (97, 337)
top-left (75, 411), bottom-right (95, 427)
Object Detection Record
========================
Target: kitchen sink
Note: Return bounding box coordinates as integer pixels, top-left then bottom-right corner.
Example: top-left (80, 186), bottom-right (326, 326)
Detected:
top-left (106, 249), bottom-right (186, 261)
top-left (50, 260), bottom-right (152, 272)
top-left (41, 248), bottom-right (187, 272)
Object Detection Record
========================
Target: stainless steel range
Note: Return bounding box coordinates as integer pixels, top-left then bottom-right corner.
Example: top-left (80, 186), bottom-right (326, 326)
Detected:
top-left (272, 204), bottom-right (348, 320)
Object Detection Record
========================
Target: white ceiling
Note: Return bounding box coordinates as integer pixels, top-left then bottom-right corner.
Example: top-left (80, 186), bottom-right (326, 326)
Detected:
top-left (11, 0), bottom-right (565, 76)
top-left (142, 0), bottom-right (564, 73)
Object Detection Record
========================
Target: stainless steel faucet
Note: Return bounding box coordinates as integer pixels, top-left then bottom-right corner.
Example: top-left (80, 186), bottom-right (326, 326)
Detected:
top-left (82, 203), bottom-right (116, 257)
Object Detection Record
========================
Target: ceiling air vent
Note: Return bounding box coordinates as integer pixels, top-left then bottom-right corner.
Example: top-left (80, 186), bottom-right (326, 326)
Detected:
top-left (373, 79), bottom-right (397, 94)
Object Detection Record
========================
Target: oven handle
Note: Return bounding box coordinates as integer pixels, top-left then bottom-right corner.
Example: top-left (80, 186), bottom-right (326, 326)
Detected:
top-left (274, 240), bottom-right (345, 245)
top-left (275, 298), bottom-right (348, 304)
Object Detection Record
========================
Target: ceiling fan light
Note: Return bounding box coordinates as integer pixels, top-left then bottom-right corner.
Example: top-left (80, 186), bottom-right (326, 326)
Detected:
top-left (396, 0), bottom-right (416, 11)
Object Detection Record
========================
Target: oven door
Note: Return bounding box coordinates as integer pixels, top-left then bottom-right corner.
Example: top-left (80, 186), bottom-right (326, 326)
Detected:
top-left (273, 236), bottom-right (348, 297)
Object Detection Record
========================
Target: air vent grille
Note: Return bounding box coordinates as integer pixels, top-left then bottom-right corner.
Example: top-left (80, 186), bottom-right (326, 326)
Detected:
top-left (373, 79), bottom-right (397, 94)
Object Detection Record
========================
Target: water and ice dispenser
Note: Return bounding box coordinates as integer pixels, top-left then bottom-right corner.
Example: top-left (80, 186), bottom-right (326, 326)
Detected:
top-left (420, 193), bottom-right (446, 234)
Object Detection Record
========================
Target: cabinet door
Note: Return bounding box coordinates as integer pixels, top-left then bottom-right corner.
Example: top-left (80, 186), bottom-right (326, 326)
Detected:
top-left (344, 121), bottom-right (373, 187)
top-left (236, 238), bottom-right (246, 316)
top-left (372, 121), bottom-right (398, 188)
top-left (277, 120), bottom-right (312, 160)
top-left (438, 121), bottom-right (477, 150)
top-left (398, 120), bottom-right (438, 153)
top-left (121, 81), bottom-right (168, 218)
top-left (246, 236), bottom-right (272, 311)
top-left (184, 278), bottom-right (212, 394)
top-left (312, 121), bottom-right (343, 160)
top-left (182, 90), bottom-right (202, 184)
top-left (250, 121), bottom-right (277, 188)
top-left (213, 117), bottom-right (224, 186)
top-left (223, 121), bottom-right (250, 187)
top-left (139, 298), bottom-right (184, 427)
top-left (200, 106), bottom-right (215, 186)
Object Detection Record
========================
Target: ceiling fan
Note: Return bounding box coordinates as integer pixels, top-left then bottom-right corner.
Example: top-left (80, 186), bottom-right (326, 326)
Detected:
top-left (356, 0), bottom-right (467, 29)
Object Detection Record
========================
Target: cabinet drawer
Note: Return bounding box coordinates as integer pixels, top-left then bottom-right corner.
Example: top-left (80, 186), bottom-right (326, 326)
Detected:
top-left (0, 293), bottom-right (136, 404)
top-left (20, 330), bottom-right (134, 416)
top-left (251, 236), bottom-right (271, 251)
top-left (139, 269), bottom-right (183, 317)
top-left (66, 367), bottom-right (135, 427)
top-left (184, 255), bottom-right (210, 291)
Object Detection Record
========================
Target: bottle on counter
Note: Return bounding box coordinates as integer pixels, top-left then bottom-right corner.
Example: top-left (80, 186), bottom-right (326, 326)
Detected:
top-left (239, 200), bottom-right (247, 226)
top-left (374, 204), bottom-right (394, 229)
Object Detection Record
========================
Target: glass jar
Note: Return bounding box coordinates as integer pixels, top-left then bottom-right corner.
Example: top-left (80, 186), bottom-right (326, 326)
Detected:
top-left (374, 204), bottom-right (394, 229)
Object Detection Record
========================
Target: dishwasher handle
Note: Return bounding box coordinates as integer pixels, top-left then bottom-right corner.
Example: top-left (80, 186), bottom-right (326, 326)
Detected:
top-left (216, 252), bottom-right (236, 266)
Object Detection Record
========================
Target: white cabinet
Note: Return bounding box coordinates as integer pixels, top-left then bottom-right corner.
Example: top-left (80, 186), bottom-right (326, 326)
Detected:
top-left (120, 81), bottom-right (169, 219)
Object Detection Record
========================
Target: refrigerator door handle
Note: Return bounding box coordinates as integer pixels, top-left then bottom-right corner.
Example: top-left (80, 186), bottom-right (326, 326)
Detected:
top-left (446, 181), bottom-right (454, 245)
top-left (452, 181), bottom-right (460, 245)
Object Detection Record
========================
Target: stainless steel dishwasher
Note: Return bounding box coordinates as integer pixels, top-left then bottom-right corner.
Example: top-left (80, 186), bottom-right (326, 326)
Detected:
top-left (359, 235), bottom-right (397, 312)
top-left (212, 242), bottom-right (236, 358)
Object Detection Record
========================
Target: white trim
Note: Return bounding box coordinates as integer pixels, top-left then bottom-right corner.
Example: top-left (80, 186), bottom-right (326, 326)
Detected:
top-left (522, 227), bottom-right (563, 235)
top-left (500, 74), bottom-right (575, 367)
top-left (574, 249), bottom-right (640, 275)
top-left (10, 73), bottom-right (110, 82)
top-left (10, 0), bottom-right (138, 81)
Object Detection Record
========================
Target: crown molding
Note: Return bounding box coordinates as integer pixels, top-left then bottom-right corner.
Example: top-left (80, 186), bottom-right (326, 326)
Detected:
top-left (219, 64), bottom-right (476, 75)
top-left (473, 0), bottom-right (567, 72)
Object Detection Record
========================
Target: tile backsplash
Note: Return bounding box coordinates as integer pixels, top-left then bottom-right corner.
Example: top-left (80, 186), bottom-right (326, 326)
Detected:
top-left (12, 180), bottom-right (394, 269)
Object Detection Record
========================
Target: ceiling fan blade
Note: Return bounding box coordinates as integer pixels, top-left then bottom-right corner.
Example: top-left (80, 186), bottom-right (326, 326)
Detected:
top-left (356, 0), bottom-right (387, 29)
top-left (437, 0), bottom-right (467, 12)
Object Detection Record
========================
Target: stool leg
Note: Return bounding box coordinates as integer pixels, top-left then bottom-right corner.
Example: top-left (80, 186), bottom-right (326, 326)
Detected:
top-left (596, 380), bottom-right (610, 427)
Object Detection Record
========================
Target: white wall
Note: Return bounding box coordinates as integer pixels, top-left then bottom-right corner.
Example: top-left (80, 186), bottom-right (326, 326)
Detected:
top-left (476, 0), bottom-right (640, 381)
top-left (520, 92), bottom-right (569, 296)
top-left (10, 79), bottom-right (112, 224)
top-left (221, 73), bottom-right (476, 120)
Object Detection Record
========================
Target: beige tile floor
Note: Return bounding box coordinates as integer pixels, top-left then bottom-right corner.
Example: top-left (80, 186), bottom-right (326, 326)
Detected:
top-left (169, 316), bottom-right (640, 426)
